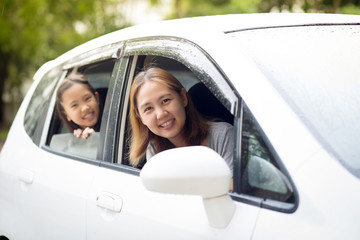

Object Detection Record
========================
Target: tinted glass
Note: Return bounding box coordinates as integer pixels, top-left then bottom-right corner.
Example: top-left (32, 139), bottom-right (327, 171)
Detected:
top-left (231, 25), bottom-right (360, 178)
top-left (24, 67), bottom-right (61, 140)
top-left (241, 105), bottom-right (294, 203)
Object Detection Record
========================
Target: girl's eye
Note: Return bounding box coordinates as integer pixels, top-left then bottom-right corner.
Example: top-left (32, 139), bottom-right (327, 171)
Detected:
top-left (85, 96), bottom-right (92, 102)
top-left (71, 104), bottom-right (78, 108)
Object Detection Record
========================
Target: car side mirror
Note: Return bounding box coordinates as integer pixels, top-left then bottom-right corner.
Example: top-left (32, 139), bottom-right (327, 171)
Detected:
top-left (140, 146), bottom-right (235, 228)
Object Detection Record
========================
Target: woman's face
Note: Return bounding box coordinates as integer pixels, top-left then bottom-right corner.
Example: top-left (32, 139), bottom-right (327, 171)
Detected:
top-left (136, 80), bottom-right (188, 147)
top-left (62, 84), bottom-right (100, 129)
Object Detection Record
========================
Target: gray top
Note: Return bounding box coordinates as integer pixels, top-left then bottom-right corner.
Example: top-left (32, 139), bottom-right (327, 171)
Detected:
top-left (146, 121), bottom-right (234, 171)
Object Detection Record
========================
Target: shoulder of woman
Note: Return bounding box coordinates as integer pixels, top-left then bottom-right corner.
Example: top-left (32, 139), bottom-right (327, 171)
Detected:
top-left (208, 121), bottom-right (233, 133)
top-left (207, 122), bottom-right (234, 146)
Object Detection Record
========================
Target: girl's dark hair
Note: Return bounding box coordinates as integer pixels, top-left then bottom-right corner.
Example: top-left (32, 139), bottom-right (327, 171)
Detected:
top-left (55, 74), bottom-right (100, 131)
top-left (129, 67), bottom-right (209, 166)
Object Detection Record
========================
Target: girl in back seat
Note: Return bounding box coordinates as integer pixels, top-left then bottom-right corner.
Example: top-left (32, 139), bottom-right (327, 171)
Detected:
top-left (55, 73), bottom-right (100, 139)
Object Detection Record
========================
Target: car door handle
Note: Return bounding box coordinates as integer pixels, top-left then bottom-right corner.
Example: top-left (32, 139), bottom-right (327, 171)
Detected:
top-left (18, 169), bottom-right (34, 184)
top-left (96, 193), bottom-right (123, 212)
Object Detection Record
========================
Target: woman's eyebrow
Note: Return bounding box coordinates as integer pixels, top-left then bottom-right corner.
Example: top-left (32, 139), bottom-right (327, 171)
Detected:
top-left (139, 102), bottom-right (150, 110)
top-left (158, 93), bottom-right (172, 100)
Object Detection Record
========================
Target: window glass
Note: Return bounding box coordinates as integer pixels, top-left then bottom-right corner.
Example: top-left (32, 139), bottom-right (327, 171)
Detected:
top-left (24, 67), bottom-right (61, 141)
top-left (241, 104), bottom-right (294, 203)
top-left (47, 59), bottom-right (115, 159)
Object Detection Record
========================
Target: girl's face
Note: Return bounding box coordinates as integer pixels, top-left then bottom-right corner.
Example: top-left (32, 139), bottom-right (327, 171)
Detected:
top-left (136, 80), bottom-right (188, 147)
top-left (62, 83), bottom-right (100, 129)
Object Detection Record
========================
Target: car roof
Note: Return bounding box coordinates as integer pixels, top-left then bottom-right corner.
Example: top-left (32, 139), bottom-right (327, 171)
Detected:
top-left (35, 13), bottom-right (360, 79)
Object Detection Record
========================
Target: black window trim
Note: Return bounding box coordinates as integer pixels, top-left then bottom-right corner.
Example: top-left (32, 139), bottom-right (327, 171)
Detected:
top-left (100, 54), bottom-right (141, 176)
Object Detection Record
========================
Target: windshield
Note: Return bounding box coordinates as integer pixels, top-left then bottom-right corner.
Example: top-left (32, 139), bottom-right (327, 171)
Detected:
top-left (230, 25), bottom-right (360, 178)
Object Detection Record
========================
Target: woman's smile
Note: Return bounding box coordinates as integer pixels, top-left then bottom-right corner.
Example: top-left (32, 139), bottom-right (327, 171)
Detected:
top-left (160, 119), bottom-right (174, 128)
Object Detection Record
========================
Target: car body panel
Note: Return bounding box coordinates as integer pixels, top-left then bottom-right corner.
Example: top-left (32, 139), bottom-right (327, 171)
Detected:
top-left (1, 110), bottom-right (97, 239)
top-left (87, 166), bottom-right (260, 239)
top-left (254, 149), bottom-right (360, 239)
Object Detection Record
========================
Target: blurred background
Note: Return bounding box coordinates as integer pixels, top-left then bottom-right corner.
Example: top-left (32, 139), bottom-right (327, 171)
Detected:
top-left (1, 0), bottom-right (360, 143)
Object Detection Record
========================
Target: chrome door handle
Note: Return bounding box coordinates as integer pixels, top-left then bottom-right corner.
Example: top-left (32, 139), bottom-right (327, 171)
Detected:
top-left (18, 169), bottom-right (34, 184)
top-left (96, 192), bottom-right (123, 212)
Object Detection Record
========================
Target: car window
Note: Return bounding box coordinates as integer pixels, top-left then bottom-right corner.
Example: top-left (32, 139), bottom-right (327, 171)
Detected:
top-left (117, 55), bottom-right (234, 169)
top-left (24, 66), bottom-right (62, 144)
top-left (46, 59), bottom-right (115, 160)
top-left (240, 104), bottom-right (295, 204)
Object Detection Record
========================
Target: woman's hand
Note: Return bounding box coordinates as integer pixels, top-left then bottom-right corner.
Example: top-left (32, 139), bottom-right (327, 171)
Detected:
top-left (73, 127), bottom-right (95, 139)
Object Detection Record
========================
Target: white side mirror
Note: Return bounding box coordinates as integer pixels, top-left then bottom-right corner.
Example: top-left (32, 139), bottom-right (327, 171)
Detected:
top-left (140, 146), bottom-right (235, 228)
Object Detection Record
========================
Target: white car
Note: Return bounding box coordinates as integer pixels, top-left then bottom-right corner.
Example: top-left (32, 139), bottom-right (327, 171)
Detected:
top-left (1, 13), bottom-right (360, 240)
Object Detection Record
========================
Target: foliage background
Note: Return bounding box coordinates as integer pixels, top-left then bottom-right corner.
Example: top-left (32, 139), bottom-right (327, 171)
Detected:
top-left (0, 0), bottom-right (359, 138)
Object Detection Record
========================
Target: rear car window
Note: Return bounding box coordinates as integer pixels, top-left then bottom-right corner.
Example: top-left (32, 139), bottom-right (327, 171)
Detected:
top-left (24, 67), bottom-right (62, 142)
top-left (46, 59), bottom-right (115, 160)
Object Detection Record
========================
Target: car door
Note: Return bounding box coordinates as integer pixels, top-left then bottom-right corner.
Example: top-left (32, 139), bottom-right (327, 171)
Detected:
top-left (8, 55), bottom-right (117, 239)
top-left (86, 38), bottom-right (261, 239)
top-left (6, 66), bottom-right (95, 239)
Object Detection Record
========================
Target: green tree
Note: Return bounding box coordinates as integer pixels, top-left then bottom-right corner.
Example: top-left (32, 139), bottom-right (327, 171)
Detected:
top-left (0, 0), bottom-right (126, 125)
top-left (167, 0), bottom-right (261, 18)
top-left (258, 0), bottom-right (360, 13)
top-left (164, 0), bottom-right (360, 19)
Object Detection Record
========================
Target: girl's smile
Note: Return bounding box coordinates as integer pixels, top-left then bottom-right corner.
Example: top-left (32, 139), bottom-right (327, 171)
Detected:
top-left (82, 111), bottom-right (95, 121)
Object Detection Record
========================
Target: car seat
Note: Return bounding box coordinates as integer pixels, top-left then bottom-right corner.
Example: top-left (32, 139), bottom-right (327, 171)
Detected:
top-left (188, 82), bottom-right (234, 124)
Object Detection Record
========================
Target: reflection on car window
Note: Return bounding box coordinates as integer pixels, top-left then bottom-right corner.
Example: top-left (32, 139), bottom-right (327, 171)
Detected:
top-left (47, 59), bottom-right (115, 160)
top-left (241, 104), bottom-right (294, 203)
top-left (24, 67), bottom-right (61, 142)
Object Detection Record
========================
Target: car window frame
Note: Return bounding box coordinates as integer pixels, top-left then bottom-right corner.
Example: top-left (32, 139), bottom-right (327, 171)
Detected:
top-left (107, 37), bottom-right (238, 172)
top-left (40, 48), bottom-right (122, 165)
